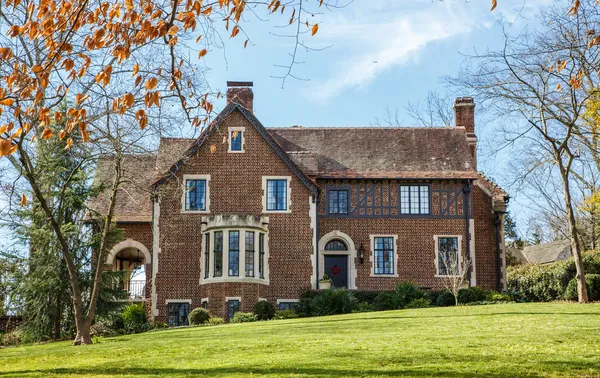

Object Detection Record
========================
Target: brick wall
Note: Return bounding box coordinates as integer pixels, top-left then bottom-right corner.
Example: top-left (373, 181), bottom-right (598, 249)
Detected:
top-left (154, 110), bottom-right (313, 320)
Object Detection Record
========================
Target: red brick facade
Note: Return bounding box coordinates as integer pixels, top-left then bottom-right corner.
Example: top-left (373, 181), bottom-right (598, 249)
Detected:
top-left (100, 84), bottom-right (507, 323)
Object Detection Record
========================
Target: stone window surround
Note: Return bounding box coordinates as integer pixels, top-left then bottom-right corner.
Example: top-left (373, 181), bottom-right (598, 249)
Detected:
top-left (369, 234), bottom-right (399, 278)
top-left (200, 215), bottom-right (270, 285)
top-left (181, 174), bottom-right (211, 214)
top-left (434, 235), bottom-right (463, 278)
top-left (276, 299), bottom-right (299, 304)
top-left (165, 299), bottom-right (192, 304)
top-left (262, 176), bottom-right (292, 214)
top-left (228, 126), bottom-right (246, 153)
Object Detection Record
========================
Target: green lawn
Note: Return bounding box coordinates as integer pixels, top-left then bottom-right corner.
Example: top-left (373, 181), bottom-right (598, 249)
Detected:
top-left (1, 303), bottom-right (600, 377)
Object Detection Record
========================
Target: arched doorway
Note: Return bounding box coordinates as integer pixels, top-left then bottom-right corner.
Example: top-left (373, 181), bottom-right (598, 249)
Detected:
top-left (106, 239), bottom-right (151, 300)
top-left (318, 231), bottom-right (356, 289)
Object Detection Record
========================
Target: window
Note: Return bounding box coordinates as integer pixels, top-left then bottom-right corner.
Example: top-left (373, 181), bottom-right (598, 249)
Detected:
top-left (227, 299), bottom-right (240, 320)
top-left (204, 233), bottom-right (210, 279)
top-left (278, 302), bottom-right (298, 310)
top-left (328, 190), bottom-right (348, 214)
top-left (228, 231), bottom-right (239, 276)
top-left (259, 233), bottom-right (265, 279)
top-left (325, 240), bottom-right (347, 251)
top-left (400, 185), bottom-right (430, 214)
top-left (373, 237), bottom-right (395, 275)
top-left (228, 127), bottom-right (245, 153)
top-left (214, 231), bottom-right (223, 277)
top-left (437, 236), bottom-right (461, 276)
top-left (185, 179), bottom-right (207, 211)
top-left (245, 231), bottom-right (255, 277)
top-left (201, 300), bottom-right (209, 310)
top-left (168, 303), bottom-right (189, 326)
top-left (266, 179), bottom-right (288, 211)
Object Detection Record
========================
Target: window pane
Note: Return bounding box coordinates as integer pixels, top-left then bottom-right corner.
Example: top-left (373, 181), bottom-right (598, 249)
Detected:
top-left (230, 130), bottom-right (242, 151)
top-left (214, 231), bottom-right (223, 277)
top-left (420, 186), bottom-right (430, 214)
top-left (374, 237), bottom-right (394, 275)
top-left (186, 179), bottom-right (206, 211)
top-left (339, 191), bottom-right (348, 214)
top-left (227, 300), bottom-right (239, 320)
top-left (328, 190), bottom-right (338, 214)
top-left (259, 233), bottom-right (265, 279)
top-left (204, 233), bottom-right (210, 279)
top-left (328, 190), bottom-right (348, 215)
top-left (410, 186), bottom-right (419, 214)
top-left (438, 237), bottom-right (459, 276)
top-left (245, 231), bottom-right (255, 277)
top-left (168, 303), bottom-right (189, 326)
top-left (325, 240), bottom-right (347, 251)
top-left (400, 186), bottom-right (410, 214)
top-left (276, 180), bottom-right (287, 210)
top-left (229, 231), bottom-right (239, 276)
top-left (266, 180), bottom-right (277, 211)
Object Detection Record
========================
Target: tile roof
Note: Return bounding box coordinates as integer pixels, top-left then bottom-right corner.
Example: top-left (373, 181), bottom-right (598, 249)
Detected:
top-left (522, 240), bottom-right (572, 265)
top-left (88, 154), bottom-right (156, 222)
top-left (267, 127), bottom-right (478, 179)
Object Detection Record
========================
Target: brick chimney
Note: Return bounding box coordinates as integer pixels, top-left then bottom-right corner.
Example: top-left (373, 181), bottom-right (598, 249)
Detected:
top-left (453, 97), bottom-right (477, 168)
top-left (226, 81), bottom-right (253, 112)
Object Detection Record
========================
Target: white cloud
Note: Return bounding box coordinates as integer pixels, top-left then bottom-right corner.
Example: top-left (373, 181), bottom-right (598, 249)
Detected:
top-left (310, 0), bottom-right (549, 100)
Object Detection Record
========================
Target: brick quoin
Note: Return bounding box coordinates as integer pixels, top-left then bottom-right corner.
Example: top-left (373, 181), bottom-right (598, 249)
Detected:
top-left (96, 82), bottom-right (507, 322)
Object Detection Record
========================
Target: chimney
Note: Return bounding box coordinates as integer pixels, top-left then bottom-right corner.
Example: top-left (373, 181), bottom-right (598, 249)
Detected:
top-left (226, 81), bottom-right (254, 112)
top-left (453, 97), bottom-right (477, 168)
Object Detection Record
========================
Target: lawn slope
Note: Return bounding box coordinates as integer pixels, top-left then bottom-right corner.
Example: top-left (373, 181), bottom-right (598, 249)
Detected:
top-left (1, 303), bottom-right (600, 377)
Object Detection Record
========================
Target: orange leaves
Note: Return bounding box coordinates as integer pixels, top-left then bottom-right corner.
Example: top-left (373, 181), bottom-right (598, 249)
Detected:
top-left (168, 25), bottom-right (179, 35)
top-left (201, 6), bottom-right (213, 16)
top-left (146, 77), bottom-right (159, 90)
top-left (95, 65), bottom-right (113, 87)
top-left (491, 0), bottom-right (497, 11)
top-left (136, 109), bottom-right (148, 130)
top-left (132, 63), bottom-right (140, 77)
top-left (567, 0), bottom-right (580, 17)
top-left (210, 144), bottom-right (217, 153)
top-left (0, 139), bottom-right (15, 157)
top-left (231, 25), bottom-right (240, 38)
top-left (145, 91), bottom-right (160, 107)
top-left (42, 128), bottom-right (53, 140)
top-left (62, 59), bottom-right (74, 71)
top-left (198, 49), bottom-right (208, 58)
top-left (65, 138), bottom-right (74, 150)
top-left (76, 94), bottom-right (89, 105)
top-left (0, 48), bottom-right (13, 61)
top-left (20, 194), bottom-right (27, 206)
top-left (311, 24), bottom-right (319, 36)
top-left (123, 93), bottom-right (135, 107)
top-left (244, 39), bottom-right (249, 48)
top-left (0, 98), bottom-right (15, 106)
top-left (59, 130), bottom-right (66, 140)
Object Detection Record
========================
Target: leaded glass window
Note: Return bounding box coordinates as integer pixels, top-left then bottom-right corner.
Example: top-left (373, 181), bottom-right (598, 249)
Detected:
top-left (259, 233), bottom-right (265, 279)
top-left (400, 185), bottom-right (429, 214)
top-left (245, 231), bottom-right (255, 277)
top-left (328, 190), bottom-right (348, 214)
top-left (168, 303), bottom-right (189, 326)
top-left (437, 237), bottom-right (460, 276)
top-left (325, 240), bottom-right (347, 251)
top-left (374, 237), bottom-right (394, 275)
top-left (266, 179), bottom-right (288, 211)
top-left (204, 233), bottom-right (210, 279)
top-left (227, 299), bottom-right (239, 321)
top-left (214, 231), bottom-right (223, 277)
top-left (228, 231), bottom-right (239, 276)
top-left (230, 130), bottom-right (243, 151)
top-left (185, 179), bottom-right (206, 211)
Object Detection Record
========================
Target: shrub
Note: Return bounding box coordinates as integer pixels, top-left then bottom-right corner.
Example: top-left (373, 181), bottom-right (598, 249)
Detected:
top-left (1, 329), bottom-right (22, 346)
top-left (273, 310), bottom-right (299, 320)
top-left (207, 317), bottom-right (225, 326)
top-left (296, 290), bottom-right (322, 317)
top-left (90, 318), bottom-right (120, 337)
top-left (457, 288), bottom-right (479, 304)
top-left (373, 291), bottom-right (400, 311)
top-left (122, 303), bottom-right (149, 334)
top-left (230, 312), bottom-right (258, 323)
top-left (469, 286), bottom-right (490, 301)
top-left (351, 291), bottom-right (383, 304)
top-left (91, 335), bottom-right (105, 344)
top-left (395, 281), bottom-right (424, 308)
top-left (188, 308), bottom-right (210, 325)
top-left (488, 292), bottom-right (512, 302)
top-left (424, 290), bottom-right (443, 306)
top-left (563, 275), bottom-right (600, 301)
top-left (151, 322), bottom-right (169, 330)
top-left (405, 298), bottom-right (430, 309)
top-left (253, 301), bottom-right (276, 320)
top-left (507, 250), bottom-right (600, 302)
top-left (352, 302), bottom-right (375, 313)
top-left (436, 290), bottom-right (456, 307)
top-left (310, 288), bottom-right (357, 316)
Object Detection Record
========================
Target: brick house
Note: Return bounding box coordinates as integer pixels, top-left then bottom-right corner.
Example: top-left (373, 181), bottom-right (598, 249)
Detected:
top-left (91, 81), bottom-right (508, 324)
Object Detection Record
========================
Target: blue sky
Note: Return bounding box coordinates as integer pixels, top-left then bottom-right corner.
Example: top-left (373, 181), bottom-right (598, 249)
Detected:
top-left (200, 0), bottom-right (552, 236)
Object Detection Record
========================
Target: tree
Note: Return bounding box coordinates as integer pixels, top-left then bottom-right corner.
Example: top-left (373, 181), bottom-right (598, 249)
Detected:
top-left (450, 2), bottom-right (600, 302)
top-left (0, 0), bottom-right (342, 344)
top-left (372, 91), bottom-right (454, 127)
top-left (438, 238), bottom-right (471, 306)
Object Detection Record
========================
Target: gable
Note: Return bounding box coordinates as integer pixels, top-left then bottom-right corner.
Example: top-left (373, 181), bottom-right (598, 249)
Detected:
top-left (153, 103), bottom-right (318, 194)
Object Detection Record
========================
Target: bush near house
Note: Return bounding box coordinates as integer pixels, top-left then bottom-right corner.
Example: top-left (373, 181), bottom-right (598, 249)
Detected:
top-left (188, 308), bottom-right (210, 326)
top-left (273, 310), bottom-right (299, 320)
top-left (508, 250), bottom-right (600, 302)
top-left (1, 329), bottom-right (22, 346)
top-left (564, 274), bottom-right (600, 301)
top-left (122, 304), bottom-right (149, 334)
top-left (230, 312), bottom-right (258, 323)
top-left (207, 317), bottom-right (225, 326)
top-left (253, 301), bottom-right (276, 320)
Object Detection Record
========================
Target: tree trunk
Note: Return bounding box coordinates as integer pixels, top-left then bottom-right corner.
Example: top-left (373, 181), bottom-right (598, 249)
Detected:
top-left (559, 159), bottom-right (589, 303)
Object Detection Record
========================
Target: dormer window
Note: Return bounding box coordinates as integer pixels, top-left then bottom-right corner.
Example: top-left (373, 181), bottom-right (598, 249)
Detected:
top-left (228, 127), bottom-right (245, 153)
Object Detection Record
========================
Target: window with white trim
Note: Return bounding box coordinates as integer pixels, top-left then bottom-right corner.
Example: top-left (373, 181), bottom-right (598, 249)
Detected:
top-left (227, 299), bottom-right (240, 320)
top-left (373, 236), bottom-right (395, 275)
top-left (168, 303), bottom-right (189, 326)
top-left (228, 231), bottom-right (240, 276)
top-left (400, 185), bottom-right (430, 214)
top-left (266, 179), bottom-right (288, 211)
top-left (214, 231), bottom-right (223, 277)
top-left (436, 236), bottom-right (461, 276)
top-left (185, 179), bottom-right (207, 211)
top-left (245, 231), bottom-right (255, 277)
top-left (228, 127), bottom-right (245, 153)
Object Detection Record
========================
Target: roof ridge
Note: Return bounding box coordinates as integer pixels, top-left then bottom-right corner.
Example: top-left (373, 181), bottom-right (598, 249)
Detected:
top-left (267, 126), bottom-right (456, 130)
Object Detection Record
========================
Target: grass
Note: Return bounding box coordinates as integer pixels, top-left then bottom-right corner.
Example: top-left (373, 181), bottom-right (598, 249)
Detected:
top-left (1, 303), bottom-right (600, 377)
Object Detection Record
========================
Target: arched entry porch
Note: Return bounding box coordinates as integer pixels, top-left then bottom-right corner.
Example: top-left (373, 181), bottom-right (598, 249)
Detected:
top-left (318, 231), bottom-right (357, 289)
top-left (106, 239), bottom-right (151, 301)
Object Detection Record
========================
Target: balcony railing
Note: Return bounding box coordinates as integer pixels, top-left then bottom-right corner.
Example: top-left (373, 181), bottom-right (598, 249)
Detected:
top-left (124, 279), bottom-right (146, 299)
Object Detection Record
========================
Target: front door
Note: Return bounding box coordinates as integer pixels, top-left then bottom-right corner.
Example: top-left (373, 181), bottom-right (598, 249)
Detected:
top-left (324, 255), bottom-right (348, 288)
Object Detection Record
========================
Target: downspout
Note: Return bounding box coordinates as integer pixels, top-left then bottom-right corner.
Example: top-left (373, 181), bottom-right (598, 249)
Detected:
top-left (150, 189), bottom-right (156, 320)
top-left (315, 193), bottom-right (320, 290)
top-left (495, 213), bottom-right (502, 291)
top-left (463, 180), bottom-right (472, 286)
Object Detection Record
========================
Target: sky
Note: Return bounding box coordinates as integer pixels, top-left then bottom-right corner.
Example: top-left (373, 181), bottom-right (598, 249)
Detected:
top-left (199, 0), bottom-right (552, 236)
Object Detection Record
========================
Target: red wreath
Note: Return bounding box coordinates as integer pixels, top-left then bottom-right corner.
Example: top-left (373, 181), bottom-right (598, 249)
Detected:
top-left (331, 265), bottom-right (341, 276)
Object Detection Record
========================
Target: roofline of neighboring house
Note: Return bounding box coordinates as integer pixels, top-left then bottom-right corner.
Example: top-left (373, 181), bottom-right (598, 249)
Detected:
top-left (152, 102), bottom-right (320, 195)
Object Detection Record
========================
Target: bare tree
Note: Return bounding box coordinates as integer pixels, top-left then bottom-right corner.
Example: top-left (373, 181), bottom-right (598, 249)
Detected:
top-left (449, 2), bottom-right (600, 303)
top-left (438, 238), bottom-right (471, 306)
top-left (372, 91), bottom-right (454, 127)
